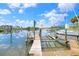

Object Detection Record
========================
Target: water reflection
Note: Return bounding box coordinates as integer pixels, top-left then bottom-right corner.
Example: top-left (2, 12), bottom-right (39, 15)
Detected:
top-left (0, 30), bottom-right (27, 56)
top-left (10, 32), bottom-right (12, 46)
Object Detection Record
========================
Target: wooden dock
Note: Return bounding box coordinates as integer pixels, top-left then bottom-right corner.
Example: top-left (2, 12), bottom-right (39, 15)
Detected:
top-left (29, 33), bottom-right (42, 56)
top-left (28, 32), bottom-right (79, 56)
top-left (42, 40), bottom-right (79, 56)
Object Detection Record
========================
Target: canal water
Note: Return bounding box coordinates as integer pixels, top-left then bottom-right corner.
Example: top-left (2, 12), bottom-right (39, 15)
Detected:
top-left (0, 29), bottom-right (79, 55)
top-left (0, 31), bottom-right (28, 56)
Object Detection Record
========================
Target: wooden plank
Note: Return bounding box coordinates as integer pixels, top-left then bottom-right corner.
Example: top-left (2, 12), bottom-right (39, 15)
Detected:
top-left (29, 34), bottom-right (42, 56)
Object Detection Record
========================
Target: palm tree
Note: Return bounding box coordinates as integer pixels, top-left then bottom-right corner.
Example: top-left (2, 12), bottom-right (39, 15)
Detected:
top-left (71, 16), bottom-right (79, 31)
top-left (74, 16), bottom-right (79, 27)
top-left (71, 16), bottom-right (79, 25)
top-left (71, 18), bottom-right (76, 24)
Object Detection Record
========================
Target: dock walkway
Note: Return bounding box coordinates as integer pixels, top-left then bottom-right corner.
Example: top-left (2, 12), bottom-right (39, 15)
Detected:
top-left (42, 39), bottom-right (79, 56)
top-left (29, 33), bottom-right (42, 56)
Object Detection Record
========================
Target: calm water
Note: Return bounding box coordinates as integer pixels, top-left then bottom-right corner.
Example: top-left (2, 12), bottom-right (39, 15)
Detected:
top-left (0, 31), bottom-right (27, 56)
top-left (0, 29), bottom-right (79, 55)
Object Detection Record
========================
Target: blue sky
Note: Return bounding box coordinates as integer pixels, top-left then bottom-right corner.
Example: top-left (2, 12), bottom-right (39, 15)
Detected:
top-left (0, 3), bottom-right (79, 28)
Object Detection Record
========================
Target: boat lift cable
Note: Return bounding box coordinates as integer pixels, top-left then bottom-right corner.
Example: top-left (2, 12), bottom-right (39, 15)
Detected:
top-left (72, 7), bottom-right (79, 20)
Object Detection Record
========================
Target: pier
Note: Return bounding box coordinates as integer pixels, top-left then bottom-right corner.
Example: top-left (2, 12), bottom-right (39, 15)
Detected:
top-left (29, 33), bottom-right (42, 56)
top-left (42, 37), bottom-right (79, 56)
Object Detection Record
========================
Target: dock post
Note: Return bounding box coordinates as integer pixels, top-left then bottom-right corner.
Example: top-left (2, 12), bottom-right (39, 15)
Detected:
top-left (39, 29), bottom-right (42, 40)
top-left (34, 20), bottom-right (36, 40)
top-left (65, 29), bottom-right (70, 48)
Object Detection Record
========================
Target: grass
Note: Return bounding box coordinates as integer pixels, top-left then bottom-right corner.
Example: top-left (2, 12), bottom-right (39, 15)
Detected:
top-left (68, 27), bottom-right (79, 32)
top-left (68, 24), bottom-right (79, 32)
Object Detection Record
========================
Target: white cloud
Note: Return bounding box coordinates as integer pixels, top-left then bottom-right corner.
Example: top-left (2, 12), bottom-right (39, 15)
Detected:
top-left (41, 9), bottom-right (68, 26)
top-left (19, 9), bottom-right (23, 14)
top-left (41, 9), bottom-right (57, 18)
top-left (12, 16), bottom-right (16, 18)
top-left (6, 23), bottom-right (12, 25)
top-left (16, 19), bottom-right (20, 22)
top-left (8, 3), bottom-right (37, 9)
top-left (0, 19), bottom-right (7, 26)
top-left (36, 19), bottom-right (49, 28)
top-left (14, 19), bottom-right (33, 27)
top-left (58, 3), bottom-right (76, 12)
top-left (15, 19), bottom-right (24, 26)
top-left (0, 18), bottom-right (48, 28)
top-left (0, 9), bottom-right (11, 14)
top-left (23, 3), bottom-right (37, 8)
top-left (8, 3), bottom-right (37, 14)
top-left (0, 22), bottom-right (4, 25)
top-left (37, 19), bottom-right (45, 28)
top-left (0, 18), bottom-right (34, 27)
top-left (8, 3), bottom-right (21, 9)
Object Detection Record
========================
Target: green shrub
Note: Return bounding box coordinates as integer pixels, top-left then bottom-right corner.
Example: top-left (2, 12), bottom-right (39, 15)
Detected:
top-left (0, 29), bottom-right (4, 32)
